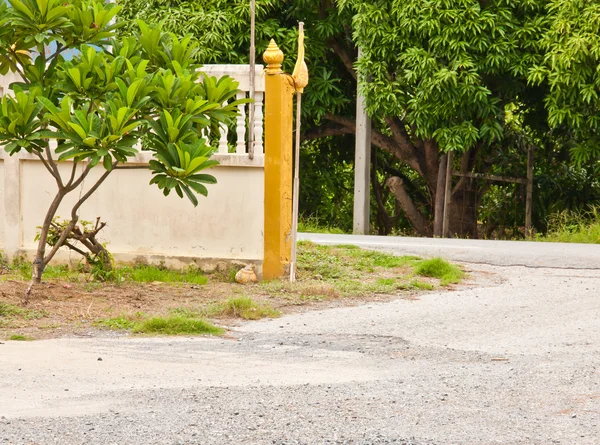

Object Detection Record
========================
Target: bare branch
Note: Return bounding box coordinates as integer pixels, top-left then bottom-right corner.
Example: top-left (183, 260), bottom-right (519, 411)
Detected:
top-left (66, 161), bottom-right (79, 188)
top-left (67, 162), bottom-right (93, 191)
top-left (71, 163), bottom-right (117, 220)
top-left (35, 151), bottom-right (61, 183)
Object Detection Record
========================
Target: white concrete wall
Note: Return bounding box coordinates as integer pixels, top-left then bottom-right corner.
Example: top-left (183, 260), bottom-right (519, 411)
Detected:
top-left (0, 65), bottom-right (267, 267)
top-left (1, 152), bottom-right (264, 267)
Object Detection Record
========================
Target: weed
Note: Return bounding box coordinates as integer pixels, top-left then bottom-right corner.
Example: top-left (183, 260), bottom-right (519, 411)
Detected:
top-left (8, 334), bottom-right (33, 341)
top-left (416, 258), bottom-right (464, 285)
top-left (133, 315), bottom-right (223, 335)
top-left (536, 206), bottom-right (600, 244)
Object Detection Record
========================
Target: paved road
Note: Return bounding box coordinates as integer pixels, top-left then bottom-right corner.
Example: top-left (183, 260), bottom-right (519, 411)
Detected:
top-left (1, 236), bottom-right (599, 444)
top-left (299, 233), bottom-right (600, 269)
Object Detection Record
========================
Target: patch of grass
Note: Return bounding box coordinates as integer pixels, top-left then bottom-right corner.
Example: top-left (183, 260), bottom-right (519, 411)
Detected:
top-left (95, 315), bottom-right (138, 330)
top-left (8, 334), bottom-right (33, 341)
top-left (297, 243), bottom-right (344, 279)
top-left (133, 315), bottom-right (223, 336)
top-left (0, 302), bottom-right (48, 320)
top-left (121, 265), bottom-right (208, 285)
top-left (355, 250), bottom-right (419, 269)
top-left (7, 257), bottom-right (82, 281)
top-left (333, 244), bottom-right (360, 250)
top-left (96, 311), bottom-right (222, 336)
top-left (415, 258), bottom-right (464, 285)
top-left (208, 297), bottom-right (280, 320)
top-left (408, 280), bottom-right (435, 290)
top-left (298, 216), bottom-right (347, 234)
top-left (536, 206), bottom-right (600, 244)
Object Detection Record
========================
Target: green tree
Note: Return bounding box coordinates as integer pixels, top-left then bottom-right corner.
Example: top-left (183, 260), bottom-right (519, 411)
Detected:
top-left (340, 0), bottom-right (552, 236)
top-left (0, 0), bottom-right (244, 291)
top-left (529, 0), bottom-right (600, 168)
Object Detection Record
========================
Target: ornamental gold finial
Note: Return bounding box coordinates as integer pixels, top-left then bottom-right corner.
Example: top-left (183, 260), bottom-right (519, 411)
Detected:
top-left (292, 22), bottom-right (309, 93)
top-left (263, 39), bottom-right (284, 74)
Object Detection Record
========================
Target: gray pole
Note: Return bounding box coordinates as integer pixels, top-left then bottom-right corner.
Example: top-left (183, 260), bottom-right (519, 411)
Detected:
top-left (353, 49), bottom-right (372, 235)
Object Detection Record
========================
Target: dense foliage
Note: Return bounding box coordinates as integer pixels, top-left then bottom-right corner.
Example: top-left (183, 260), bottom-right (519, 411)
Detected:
top-left (91, 1), bottom-right (600, 236)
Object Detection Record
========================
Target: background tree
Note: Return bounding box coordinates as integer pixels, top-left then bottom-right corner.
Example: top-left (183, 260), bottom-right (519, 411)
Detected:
top-left (118, 0), bottom-right (600, 237)
top-left (0, 0), bottom-right (243, 292)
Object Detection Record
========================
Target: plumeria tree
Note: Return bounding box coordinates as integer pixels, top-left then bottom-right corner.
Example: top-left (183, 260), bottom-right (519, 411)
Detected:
top-left (0, 0), bottom-right (244, 295)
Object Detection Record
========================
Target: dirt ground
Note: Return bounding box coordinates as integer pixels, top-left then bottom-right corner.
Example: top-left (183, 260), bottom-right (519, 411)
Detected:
top-left (0, 242), bottom-right (470, 340)
top-left (0, 270), bottom-right (447, 340)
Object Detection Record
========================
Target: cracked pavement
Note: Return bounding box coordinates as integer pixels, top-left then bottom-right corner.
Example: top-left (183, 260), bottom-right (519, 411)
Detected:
top-left (1, 236), bottom-right (599, 444)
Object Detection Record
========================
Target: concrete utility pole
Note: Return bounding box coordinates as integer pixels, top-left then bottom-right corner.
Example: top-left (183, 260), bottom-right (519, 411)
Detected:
top-left (353, 49), bottom-right (372, 235)
top-left (248, 0), bottom-right (256, 160)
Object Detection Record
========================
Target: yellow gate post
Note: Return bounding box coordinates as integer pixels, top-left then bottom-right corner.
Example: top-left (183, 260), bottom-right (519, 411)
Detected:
top-left (262, 40), bottom-right (296, 279)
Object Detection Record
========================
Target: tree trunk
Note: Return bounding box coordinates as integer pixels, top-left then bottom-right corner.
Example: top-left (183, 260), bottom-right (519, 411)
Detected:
top-left (30, 190), bottom-right (67, 285)
top-left (433, 154), bottom-right (447, 237)
top-left (386, 176), bottom-right (433, 236)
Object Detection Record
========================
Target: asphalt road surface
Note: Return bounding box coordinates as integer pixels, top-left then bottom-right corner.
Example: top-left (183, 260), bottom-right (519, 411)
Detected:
top-left (1, 235), bottom-right (599, 445)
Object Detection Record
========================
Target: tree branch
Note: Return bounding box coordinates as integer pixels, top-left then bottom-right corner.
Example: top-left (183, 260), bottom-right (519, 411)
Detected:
top-left (44, 144), bottom-right (63, 187)
top-left (385, 117), bottom-right (424, 176)
top-left (43, 163), bottom-right (116, 266)
top-left (303, 122), bottom-right (355, 140)
top-left (35, 151), bottom-right (61, 184)
top-left (327, 39), bottom-right (357, 80)
top-left (67, 163), bottom-right (93, 191)
top-left (387, 176), bottom-right (433, 237)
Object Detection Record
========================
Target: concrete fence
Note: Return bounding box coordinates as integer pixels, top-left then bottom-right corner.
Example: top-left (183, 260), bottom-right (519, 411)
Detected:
top-left (0, 65), bottom-right (266, 268)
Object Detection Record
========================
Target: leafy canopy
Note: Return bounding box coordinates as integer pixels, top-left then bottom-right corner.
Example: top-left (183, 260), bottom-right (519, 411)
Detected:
top-left (341, 0), bottom-right (547, 153)
top-left (0, 0), bottom-right (246, 206)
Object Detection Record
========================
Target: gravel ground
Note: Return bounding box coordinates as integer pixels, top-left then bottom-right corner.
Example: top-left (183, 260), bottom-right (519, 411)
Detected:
top-left (1, 255), bottom-right (600, 444)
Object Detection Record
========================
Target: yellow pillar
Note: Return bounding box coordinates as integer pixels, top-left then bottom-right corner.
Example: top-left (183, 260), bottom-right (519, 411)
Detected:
top-left (263, 40), bottom-right (295, 279)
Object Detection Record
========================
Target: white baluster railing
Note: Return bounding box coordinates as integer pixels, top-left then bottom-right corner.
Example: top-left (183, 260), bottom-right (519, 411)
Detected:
top-left (200, 65), bottom-right (265, 160)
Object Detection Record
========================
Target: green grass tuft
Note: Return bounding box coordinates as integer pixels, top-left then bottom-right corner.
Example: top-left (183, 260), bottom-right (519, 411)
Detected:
top-left (133, 315), bottom-right (223, 336)
top-left (8, 334), bottom-right (33, 341)
top-left (415, 258), bottom-right (464, 285)
top-left (96, 312), bottom-right (223, 336)
top-left (95, 315), bottom-right (138, 330)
